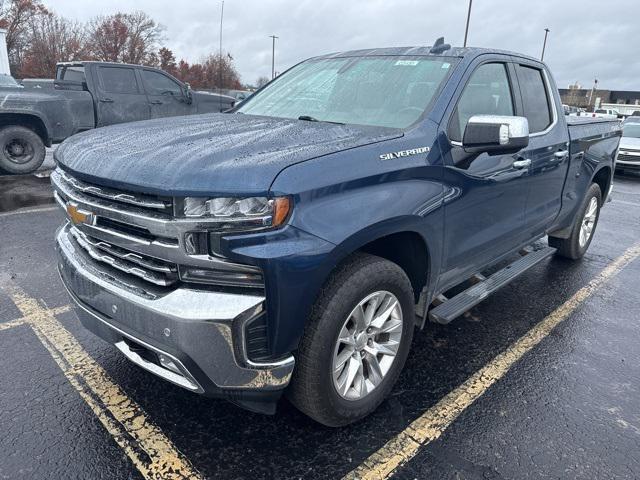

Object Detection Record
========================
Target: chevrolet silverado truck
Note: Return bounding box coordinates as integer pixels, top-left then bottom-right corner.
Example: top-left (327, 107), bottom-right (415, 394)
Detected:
top-left (52, 41), bottom-right (621, 426)
top-left (0, 61), bottom-right (234, 174)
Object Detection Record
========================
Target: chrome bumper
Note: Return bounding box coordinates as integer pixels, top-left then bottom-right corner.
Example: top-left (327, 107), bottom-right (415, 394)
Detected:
top-left (56, 223), bottom-right (294, 394)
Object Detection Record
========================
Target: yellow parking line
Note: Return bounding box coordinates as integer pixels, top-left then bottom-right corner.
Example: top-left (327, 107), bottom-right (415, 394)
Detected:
top-left (344, 242), bottom-right (640, 480)
top-left (0, 317), bottom-right (25, 331)
top-left (0, 305), bottom-right (69, 333)
top-left (7, 287), bottom-right (203, 480)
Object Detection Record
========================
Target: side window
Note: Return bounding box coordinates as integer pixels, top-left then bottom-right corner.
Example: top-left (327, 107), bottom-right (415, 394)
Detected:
top-left (515, 65), bottom-right (552, 133)
top-left (99, 67), bottom-right (139, 94)
top-left (141, 70), bottom-right (182, 95)
top-left (450, 63), bottom-right (514, 142)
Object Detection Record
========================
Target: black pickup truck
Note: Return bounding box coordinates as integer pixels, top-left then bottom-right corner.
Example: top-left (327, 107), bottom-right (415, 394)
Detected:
top-left (53, 43), bottom-right (621, 426)
top-left (0, 61), bottom-right (235, 174)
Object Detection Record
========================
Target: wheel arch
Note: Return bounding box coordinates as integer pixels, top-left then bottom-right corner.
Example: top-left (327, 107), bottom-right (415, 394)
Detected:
top-left (592, 165), bottom-right (612, 202)
top-left (329, 217), bottom-right (432, 305)
top-left (0, 112), bottom-right (51, 146)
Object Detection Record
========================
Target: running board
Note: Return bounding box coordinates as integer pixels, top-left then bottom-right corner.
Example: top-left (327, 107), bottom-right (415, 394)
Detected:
top-left (428, 246), bottom-right (556, 325)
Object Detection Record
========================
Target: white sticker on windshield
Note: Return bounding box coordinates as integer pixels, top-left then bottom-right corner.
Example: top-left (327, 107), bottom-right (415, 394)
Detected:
top-left (442, 62), bottom-right (451, 69)
top-left (395, 60), bottom-right (419, 66)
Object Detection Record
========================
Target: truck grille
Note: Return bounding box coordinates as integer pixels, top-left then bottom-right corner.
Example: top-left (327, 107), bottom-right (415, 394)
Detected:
top-left (70, 227), bottom-right (178, 287)
top-left (618, 152), bottom-right (640, 163)
top-left (58, 169), bottom-right (174, 214)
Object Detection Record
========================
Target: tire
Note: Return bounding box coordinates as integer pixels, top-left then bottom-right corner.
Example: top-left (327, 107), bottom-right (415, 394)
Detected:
top-left (549, 183), bottom-right (602, 260)
top-left (287, 253), bottom-right (415, 427)
top-left (0, 126), bottom-right (46, 175)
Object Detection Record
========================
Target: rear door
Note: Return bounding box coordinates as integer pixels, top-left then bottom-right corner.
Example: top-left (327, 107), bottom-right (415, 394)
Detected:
top-left (513, 61), bottom-right (570, 236)
top-left (95, 65), bottom-right (150, 126)
top-left (140, 69), bottom-right (194, 119)
top-left (438, 58), bottom-right (531, 287)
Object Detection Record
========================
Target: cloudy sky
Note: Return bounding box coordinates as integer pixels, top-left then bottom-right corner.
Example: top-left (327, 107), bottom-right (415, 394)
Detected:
top-left (46, 0), bottom-right (638, 90)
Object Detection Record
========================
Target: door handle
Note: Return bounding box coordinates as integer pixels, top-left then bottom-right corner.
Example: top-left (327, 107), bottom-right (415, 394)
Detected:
top-left (554, 150), bottom-right (569, 159)
top-left (99, 97), bottom-right (114, 103)
top-left (512, 158), bottom-right (531, 169)
top-left (149, 100), bottom-right (163, 105)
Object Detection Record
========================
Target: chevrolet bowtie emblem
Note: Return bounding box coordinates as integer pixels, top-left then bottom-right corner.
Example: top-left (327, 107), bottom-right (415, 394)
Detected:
top-left (66, 203), bottom-right (94, 226)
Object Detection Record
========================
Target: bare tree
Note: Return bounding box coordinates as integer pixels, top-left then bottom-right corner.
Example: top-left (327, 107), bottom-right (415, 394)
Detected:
top-left (0, 0), bottom-right (48, 74)
top-left (201, 53), bottom-right (241, 90)
top-left (87, 11), bottom-right (163, 64)
top-left (255, 76), bottom-right (270, 88)
top-left (20, 11), bottom-right (87, 78)
top-left (158, 47), bottom-right (177, 76)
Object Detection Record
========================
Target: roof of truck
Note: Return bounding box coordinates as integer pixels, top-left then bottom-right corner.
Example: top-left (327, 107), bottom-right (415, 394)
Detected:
top-left (56, 61), bottom-right (152, 68)
top-left (314, 46), bottom-right (542, 63)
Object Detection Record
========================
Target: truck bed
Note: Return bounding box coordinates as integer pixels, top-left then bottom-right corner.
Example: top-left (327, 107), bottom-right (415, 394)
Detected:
top-left (566, 116), bottom-right (620, 142)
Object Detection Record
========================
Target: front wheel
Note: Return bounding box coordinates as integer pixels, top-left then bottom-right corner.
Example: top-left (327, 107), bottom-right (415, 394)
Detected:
top-left (287, 253), bottom-right (415, 427)
top-left (0, 126), bottom-right (46, 175)
top-left (549, 183), bottom-right (602, 260)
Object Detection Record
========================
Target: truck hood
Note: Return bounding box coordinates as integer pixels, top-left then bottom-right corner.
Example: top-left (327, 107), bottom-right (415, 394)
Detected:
top-left (620, 136), bottom-right (640, 151)
top-left (55, 113), bottom-right (402, 195)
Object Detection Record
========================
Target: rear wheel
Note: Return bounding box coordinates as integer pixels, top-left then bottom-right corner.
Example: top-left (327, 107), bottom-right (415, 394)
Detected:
top-left (287, 253), bottom-right (415, 427)
top-left (549, 183), bottom-right (602, 260)
top-left (0, 126), bottom-right (46, 175)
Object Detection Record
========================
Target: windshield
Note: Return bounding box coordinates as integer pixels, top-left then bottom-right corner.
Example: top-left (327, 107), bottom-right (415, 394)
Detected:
top-left (0, 75), bottom-right (21, 87)
top-left (238, 56), bottom-right (456, 129)
top-left (623, 122), bottom-right (640, 139)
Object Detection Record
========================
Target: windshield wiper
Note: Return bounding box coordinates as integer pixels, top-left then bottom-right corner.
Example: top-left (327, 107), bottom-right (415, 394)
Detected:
top-left (298, 115), bottom-right (345, 125)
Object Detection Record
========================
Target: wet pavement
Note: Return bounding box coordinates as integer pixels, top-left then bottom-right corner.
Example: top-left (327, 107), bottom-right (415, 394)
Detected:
top-left (0, 173), bottom-right (639, 479)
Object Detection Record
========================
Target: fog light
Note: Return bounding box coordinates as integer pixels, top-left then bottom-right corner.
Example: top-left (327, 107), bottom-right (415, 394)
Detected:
top-left (179, 265), bottom-right (264, 288)
top-left (157, 353), bottom-right (181, 374)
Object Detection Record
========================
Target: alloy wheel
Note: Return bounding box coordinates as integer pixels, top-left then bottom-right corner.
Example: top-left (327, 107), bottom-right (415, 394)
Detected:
top-left (331, 290), bottom-right (403, 401)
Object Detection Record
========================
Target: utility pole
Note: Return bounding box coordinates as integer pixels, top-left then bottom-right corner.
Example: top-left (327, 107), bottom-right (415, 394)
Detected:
top-left (540, 28), bottom-right (550, 61)
top-left (463, 0), bottom-right (473, 47)
top-left (218, 0), bottom-right (224, 104)
top-left (269, 35), bottom-right (278, 79)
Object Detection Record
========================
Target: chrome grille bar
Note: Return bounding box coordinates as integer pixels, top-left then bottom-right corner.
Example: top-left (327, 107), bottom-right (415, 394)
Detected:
top-left (70, 227), bottom-right (177, 287)
top-left (59, 169), bottom-right (171, 210)
top-left (75, 229), bottom-right (177, 274)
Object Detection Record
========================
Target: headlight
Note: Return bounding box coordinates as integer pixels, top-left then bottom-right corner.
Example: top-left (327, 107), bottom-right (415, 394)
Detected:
top-left (180, 196), bottom-right (291, 230)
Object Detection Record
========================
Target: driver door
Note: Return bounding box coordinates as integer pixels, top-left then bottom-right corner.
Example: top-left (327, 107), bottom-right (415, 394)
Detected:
top-left (438, 60), bottom-right (531, 288)
top-left (141, 69), bottom-right (194, 119)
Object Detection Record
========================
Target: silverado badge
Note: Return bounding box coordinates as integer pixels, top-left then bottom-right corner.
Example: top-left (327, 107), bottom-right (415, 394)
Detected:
top-left (379, 146), bottom-right (430, 161)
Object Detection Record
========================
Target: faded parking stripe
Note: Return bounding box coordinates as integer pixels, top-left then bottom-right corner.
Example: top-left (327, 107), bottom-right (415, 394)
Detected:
top-left (0, 305), bottom-right (68, 332)
top-left (7, 287), bottom-right (203, 480)
top-left (344, 242), bottom-right (640, 480)
top-left (0, 317), bottom-right (25, 331)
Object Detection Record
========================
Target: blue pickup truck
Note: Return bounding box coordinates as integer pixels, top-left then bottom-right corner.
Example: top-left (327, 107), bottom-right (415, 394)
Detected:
top-left (52, 41), bottom-right (621, 426)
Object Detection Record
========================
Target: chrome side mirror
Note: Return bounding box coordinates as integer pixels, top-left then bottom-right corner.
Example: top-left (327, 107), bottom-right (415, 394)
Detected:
top-left (462, 115), bottom-right (529, 155)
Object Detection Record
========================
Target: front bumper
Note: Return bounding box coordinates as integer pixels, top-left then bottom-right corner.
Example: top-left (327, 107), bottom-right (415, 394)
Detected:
top-left (56, 223), bottom-right (294, 403)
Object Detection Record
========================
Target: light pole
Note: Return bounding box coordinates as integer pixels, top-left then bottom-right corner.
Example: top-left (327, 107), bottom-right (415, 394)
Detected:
top-left (269, 35), bottom-right (278, 79)
top-left (540, 28), bottom-right (550, 61)
top-left (463, 0), bottom-right (473, 47)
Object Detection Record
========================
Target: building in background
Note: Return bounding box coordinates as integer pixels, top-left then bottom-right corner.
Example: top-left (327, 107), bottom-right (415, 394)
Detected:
top-left (560, 84), bottom-right (640, 116)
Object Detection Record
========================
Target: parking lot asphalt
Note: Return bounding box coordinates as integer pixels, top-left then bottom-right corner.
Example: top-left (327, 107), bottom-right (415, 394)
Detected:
top-left (1, 173), bottom-right (639, 479)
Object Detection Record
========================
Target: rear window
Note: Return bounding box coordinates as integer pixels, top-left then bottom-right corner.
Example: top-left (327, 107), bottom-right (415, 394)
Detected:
top-left (516, 65), bottom-right (553, 133)
top-left (56, 65), bottom-right (85, 83)
top-left (99, 67), bottom-right (140, 94)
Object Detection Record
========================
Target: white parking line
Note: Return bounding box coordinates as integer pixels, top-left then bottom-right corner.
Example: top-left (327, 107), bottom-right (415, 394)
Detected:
top-left (0, 205), bottom-right (58, 217)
